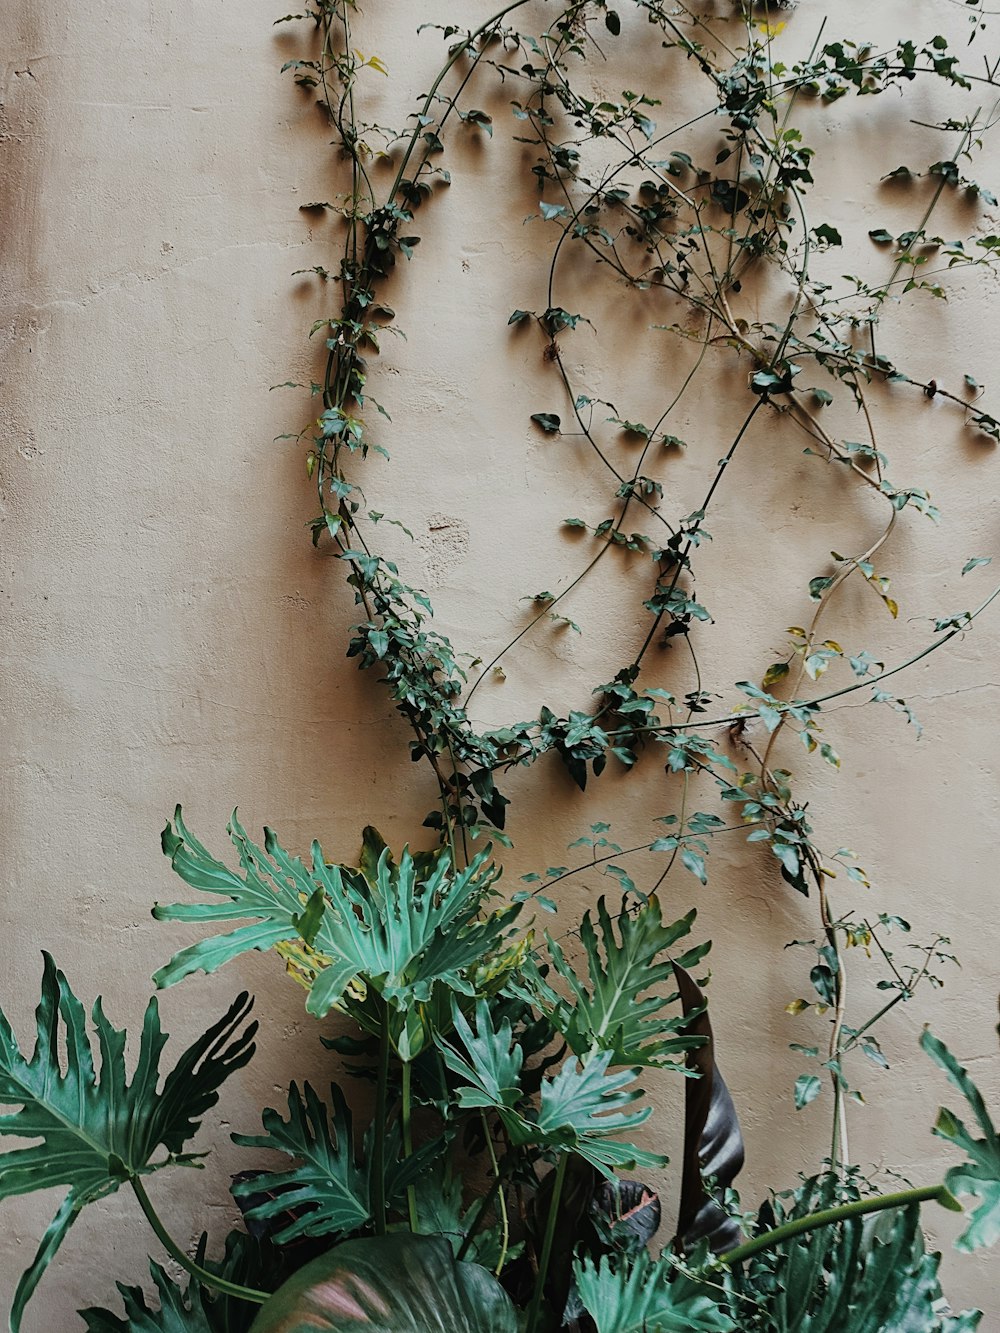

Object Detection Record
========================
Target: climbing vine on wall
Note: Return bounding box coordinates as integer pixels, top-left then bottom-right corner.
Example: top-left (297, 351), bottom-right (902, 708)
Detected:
top-left (4, 6), bottom-right (1000, 1331)
top-left (280, 0), bottom-right (999, 1157)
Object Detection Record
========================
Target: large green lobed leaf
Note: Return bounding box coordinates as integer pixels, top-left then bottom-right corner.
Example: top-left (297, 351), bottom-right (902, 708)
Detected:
top-left (154, 811), bottom-right (519, 1054)
top-left (0, 955), bottom-right (256, 1331)
top-left (79, 1259), bottom-right (217, 1333)
top-left (439, 999), bottom-right (666, 1177)
top-left (232, 1082), bottom-right (369, 1244)
top-left (247, 1234), bottom-right (516, 1333)
top-left (574, 1250), bottom-right (734, 1333)
top-left (516, 896), bottom-right (709, 1067)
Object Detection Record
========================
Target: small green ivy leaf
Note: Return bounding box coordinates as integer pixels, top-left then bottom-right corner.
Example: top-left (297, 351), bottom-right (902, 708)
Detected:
top-left (962, 556), bottom-right (991, 576)
top-left (681, 849), bottom-right (707, 885)
top-left (531, 413), bottom-right (561, 433)
top-left (808, 575), bottom-right (835, 601)
top-left (794, 1074), bottom-right (822, 1110)
top-left (812, 223), bottom-right (842, 246)
top-left (605, 9), bottom-right (621, 35)
top-left (464, 109), bottom-right (493, 136)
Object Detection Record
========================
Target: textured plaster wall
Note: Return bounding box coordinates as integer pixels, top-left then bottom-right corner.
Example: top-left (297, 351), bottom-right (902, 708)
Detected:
top-left (2, 0), bottom-right (998, 1326)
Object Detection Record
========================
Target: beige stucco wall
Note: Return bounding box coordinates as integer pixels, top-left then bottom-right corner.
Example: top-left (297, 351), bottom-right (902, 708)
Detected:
top-left (2, 0), bottom-right (998, 1326)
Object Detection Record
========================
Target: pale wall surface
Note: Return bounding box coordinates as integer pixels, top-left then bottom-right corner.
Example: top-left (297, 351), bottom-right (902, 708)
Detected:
top-left (2, 0), bottom-right (998, 1326)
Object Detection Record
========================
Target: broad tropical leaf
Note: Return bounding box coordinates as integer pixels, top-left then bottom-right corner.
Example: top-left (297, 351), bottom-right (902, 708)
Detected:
top-left (574, 1251), bottom-right (734, 1333)
top-left (921, 1026), bottom-right (1000, 1251)
top-left (0, 955), bottom-right (256, 1331)
top-left (247, 1233), bottom-right (517, 1332)
top-left (517, 897), bottom-right (709, 1067)
top-left (411, 1159), bottom-right (518, 1271)
top-left (232, 1082), bottom-right (369, 1243)
top-left (232, 1082), bottom-right (444, 1246)
top-left (440, 1001), bottom-right (665, 1176)
top-left (438, 998), bottom-right (524, 1114)
top-left (672, 964), bottom-right (745, 1253)
top-left (536, 1052), bottom-right (668, 1176)
top-left (729, 1183), bottom-right (981, 1332)
top-left (154, 812), bottom-right (520, 1053)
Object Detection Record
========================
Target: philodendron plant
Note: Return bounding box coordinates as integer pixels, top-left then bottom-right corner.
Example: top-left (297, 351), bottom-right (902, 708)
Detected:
top-left (1, 817), bottom-right (997, 1332)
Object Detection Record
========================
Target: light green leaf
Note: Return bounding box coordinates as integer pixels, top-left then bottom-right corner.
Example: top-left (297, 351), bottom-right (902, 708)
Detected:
top-left (794, 1074), bottom-right (822, 1110)
top-left (438, 999), bottom-right (524, 1114)
top-left (155, 813), bottom-right (519, 1050)
top-left (534, 1051), bottom-right (667, 1177)
top-left (961, 557), bottom-right (991, 576)
top-left (515, 897), bottom-right (708, 1067)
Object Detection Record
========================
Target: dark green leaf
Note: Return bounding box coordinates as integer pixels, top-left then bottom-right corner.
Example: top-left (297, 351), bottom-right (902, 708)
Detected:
top-left (730, 1187), bottom-right (982, 1331)
top-left (531, 413), bottom-right (561, 433)
top-left (79, 1258), bottom-right (218, 1332)
top-left (0, 957), bottom-right (255, 1331)
top-left (233, 1083), bottom-right (369, 1243)
top-left (813, 224), bottom-right (842, 246)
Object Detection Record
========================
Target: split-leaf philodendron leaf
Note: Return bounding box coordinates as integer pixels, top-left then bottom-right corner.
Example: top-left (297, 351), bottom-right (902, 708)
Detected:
top-left (154, 810), bottom-right (519, 1054)
top-left (439, 998), bottom-right (667, 1177)
top-left (232, 1082), bottom-right (370, 1244)
top-left (247, 1233), bottom-right (517, 1333)
top-left (574, 1250), bottom-right (734, 1333)
top-left (79, 1259), bottom-right (217, 1333)
top-left (0, 955), bottom-right (256, 1331)
top-left (516, 896), bottom-right (710, 1067)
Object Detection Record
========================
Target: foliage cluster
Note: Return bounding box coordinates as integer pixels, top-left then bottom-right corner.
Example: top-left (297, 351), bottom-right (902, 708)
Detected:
top-left (4, 2), bottom-right (1000, 1330)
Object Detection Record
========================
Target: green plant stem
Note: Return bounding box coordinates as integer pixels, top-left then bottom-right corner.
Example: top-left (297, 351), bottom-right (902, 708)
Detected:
top-left (387, 0), bottom-right (532, 199)
top-left (374, 1014), bottom-right (391, 1236)
top-left (456, 1162), bottom-right (507, 1262)
top-left (401, 1058), bottom-right (419, 1232)
top-left (130, 1176), bottom-right (268, 1305)
top-left (718, 1183), bottom-right (956, 1268)
top-left (480, 1111), bottom-right (510, 1276)
top-left (525, 1154), bottom-right (569, 1333)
